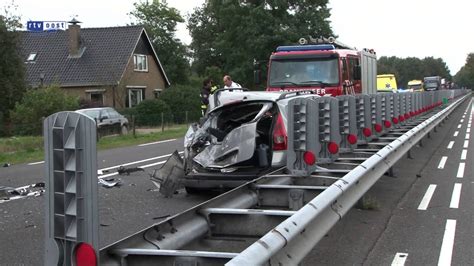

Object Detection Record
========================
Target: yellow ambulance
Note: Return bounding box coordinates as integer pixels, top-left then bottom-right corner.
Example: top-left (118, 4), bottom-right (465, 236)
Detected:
top-left (377, 74), bottom-right (398, 93)
top-left (407, 80), bottom-right (424, 92)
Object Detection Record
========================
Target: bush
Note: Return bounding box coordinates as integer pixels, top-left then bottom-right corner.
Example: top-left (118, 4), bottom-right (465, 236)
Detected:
top-left (134, 99), bottom-right (171, 126)
top-left (159, 84), bottom-right (202, 123)
top-left (10, 86), bottom-right (79, 135)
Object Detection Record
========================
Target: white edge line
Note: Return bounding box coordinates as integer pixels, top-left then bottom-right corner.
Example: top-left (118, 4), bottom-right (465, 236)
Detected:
top-left (449, 183), bottom-right (462, 209)
top-left (138, 139), bottom-right (177, 147)
top-left (418, 184), bottom-right (437, 210)
top-left (463, 140), bottom-right (469, 148)
top-left (100, 151), bottom-right (183, 172)
top-left (98, 151), bottom-right (183, 179)
top-left (28, 161), bottom-right (44, 165)
top-left (391, 252), bottom-right (409, 266)
top-left (437, 219), bottom-right (456, 266)
top-left (460, 150), bottom-right (467, 160)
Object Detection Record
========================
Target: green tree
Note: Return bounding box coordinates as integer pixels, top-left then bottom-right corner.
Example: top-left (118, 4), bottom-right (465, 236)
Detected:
top-left (130, 0), bottom-right (190, 84)
top-left (0, 3), bottom-right (26, 135)
top-left (10, 86), bottom-right (79, 135)
top-left (377, 56), bottom-right (451, 88)
top-left (454, 53), bottom-right (474, 90)
top-left (188, 0), bottom-right (334, 89)
top-left (135, 99), bottom-right (171, 126)
top-left (159, 85), bottom-right (201, 123)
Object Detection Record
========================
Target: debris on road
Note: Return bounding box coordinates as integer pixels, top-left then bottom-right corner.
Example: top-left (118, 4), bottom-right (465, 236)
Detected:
top-left (98, 177), bottom-right (122, 188)
top-left (117, 166), bottom-right (145, 175)
top-left (150, 151), bottom-right (184, 197)
top-left (0, 182), bottom-right (45, 203)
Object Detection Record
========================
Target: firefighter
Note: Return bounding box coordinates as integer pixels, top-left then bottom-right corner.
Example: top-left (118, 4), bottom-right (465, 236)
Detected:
top-left (200, 78), bottom-right (218, 116)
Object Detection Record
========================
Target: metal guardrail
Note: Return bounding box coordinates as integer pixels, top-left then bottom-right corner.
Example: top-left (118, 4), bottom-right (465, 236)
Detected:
top-left (228, 91), bottom-right (468, 265)
top-left (44, 90), bottom-right (470, 265)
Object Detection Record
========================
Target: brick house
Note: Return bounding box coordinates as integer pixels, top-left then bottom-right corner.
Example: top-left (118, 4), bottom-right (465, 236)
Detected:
top-left (20, 20), bottom-right (170, 108)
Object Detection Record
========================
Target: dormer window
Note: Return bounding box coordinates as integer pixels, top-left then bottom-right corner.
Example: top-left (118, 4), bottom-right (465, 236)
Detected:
top-left (26, 53), bottom-right (37, 62)
top-left (133, 54), bottom-right (148, 72)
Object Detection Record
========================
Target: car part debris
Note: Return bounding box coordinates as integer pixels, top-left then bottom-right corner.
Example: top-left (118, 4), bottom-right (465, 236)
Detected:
top-left (98, 178), bottom-right (122, 188)
top-left (0, 182), bottom-right (45, 202)
top-left (117, 166), bottom-right (145, 175)
top-left (150, 150), bottom-right (184, 197)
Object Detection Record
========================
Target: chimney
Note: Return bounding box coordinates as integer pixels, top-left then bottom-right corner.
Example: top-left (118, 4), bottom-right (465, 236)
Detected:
top-left (68, 18), bottom-right (82, 57)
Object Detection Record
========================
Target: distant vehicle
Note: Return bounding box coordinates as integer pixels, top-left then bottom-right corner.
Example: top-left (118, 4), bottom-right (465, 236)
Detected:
top-left (76, 107), bottom-right (129, 135)
top-left (423, 76), bottom-right (442, 91)
top-left (377, 74), bottom-right (398, 93)
top-left (407, 80), bottom-right (424, 92)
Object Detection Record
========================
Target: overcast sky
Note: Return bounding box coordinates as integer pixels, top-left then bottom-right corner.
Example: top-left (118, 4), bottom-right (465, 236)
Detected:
top-left (2, 0), bottom-right (472, 74)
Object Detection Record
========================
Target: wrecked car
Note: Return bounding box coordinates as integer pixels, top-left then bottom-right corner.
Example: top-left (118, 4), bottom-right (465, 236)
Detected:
top-left (153, 89), bottom-right (319, 194)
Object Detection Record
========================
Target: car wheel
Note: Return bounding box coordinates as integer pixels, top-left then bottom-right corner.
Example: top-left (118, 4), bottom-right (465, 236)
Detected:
top-left (121, 125), bottom-right (128, 135)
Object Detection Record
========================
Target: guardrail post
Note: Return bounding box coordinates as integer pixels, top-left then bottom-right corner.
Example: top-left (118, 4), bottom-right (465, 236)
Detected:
top-left (317, 97), bottom-right (341, 162)
top-left (398, 93), bottom-right (406, 125)
top-left (44, 112), bottom-right (99, 266)
top-left (354, 94), bottom-right (373, 144)
top-left (336, 95), bottom-right (357, 152)
top-left (369, 94), bottom-right (383, 137)
top-left (287, 97), bottom-right (320, 176)
top-left (380, 93), bottom-right (392, 131)
top-left (391, 93), bottom-right (400, 128)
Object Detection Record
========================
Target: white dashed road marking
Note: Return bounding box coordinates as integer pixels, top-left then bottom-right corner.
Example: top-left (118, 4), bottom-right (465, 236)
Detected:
top-left (418, 184), bottom-right (437, 210)
top-left (438, 219), bottom-right (456, 266)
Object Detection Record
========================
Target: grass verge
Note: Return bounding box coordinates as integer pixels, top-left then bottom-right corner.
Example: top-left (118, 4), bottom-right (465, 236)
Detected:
top-left (0, 126), bottom-right (188, 165)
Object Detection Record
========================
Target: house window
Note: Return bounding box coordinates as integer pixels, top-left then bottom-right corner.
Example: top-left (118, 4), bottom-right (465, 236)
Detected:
top-left (26, 53), bottom-right (37, 62)
top-left (86, 89), bottom-right (106, 107)
top-left (90, 92), bottom-right (104, 106)
top-left (128, 89), bottom-right (144, 108)
top-left (133, 54), bottom-right (148, 71)
top-left (154, 89), bottom-right (162, 98)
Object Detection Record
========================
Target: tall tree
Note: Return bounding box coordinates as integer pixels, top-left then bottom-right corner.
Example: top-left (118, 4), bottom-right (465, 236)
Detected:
top-left (377, 56), bottom-right (451, 88)
top-left (454, 53), bottom-right (474, 90)
top-left (0, 3), bottom-right (26, 135)
top-left (188, 0), bottom-right (334, 89)
top-left (130, 0), bottom-right (190, 84)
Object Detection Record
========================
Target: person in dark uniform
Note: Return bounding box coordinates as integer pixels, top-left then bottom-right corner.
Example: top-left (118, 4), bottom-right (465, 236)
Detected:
top-left (200, 78), bottom-right (218, 116)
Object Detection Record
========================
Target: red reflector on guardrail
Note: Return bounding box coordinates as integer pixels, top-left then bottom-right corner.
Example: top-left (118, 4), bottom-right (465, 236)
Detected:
top-left (347, 134), bottom-right (357, 144)
top-left (374, 124), bottom-right (383, 133)
top-left (75, 243), bottom-right (97, 266)
top-left (363, 128), bottom-right (372, 137)
top-left (328, 142), bottom-right (339, 154)
top-left (303, 151), bottom-right (316, 165)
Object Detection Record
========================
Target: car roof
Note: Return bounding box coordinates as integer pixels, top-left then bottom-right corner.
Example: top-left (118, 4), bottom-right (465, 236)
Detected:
top-left (208, 90), bottom-right (319, 113)
top-left (76, 107), bottom-right (114, 112)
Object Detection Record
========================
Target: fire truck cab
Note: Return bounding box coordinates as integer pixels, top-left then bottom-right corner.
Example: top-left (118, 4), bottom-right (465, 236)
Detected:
top-left (264, 37), bottom-right (377, 96)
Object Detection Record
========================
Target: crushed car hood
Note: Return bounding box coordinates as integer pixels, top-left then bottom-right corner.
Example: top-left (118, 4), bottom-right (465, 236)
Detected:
top-left (193, 122), bottom-right (257, 168)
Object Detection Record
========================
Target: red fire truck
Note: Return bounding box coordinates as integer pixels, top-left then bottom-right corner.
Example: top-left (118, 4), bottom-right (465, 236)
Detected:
top-left (262, 37), bottom-right (377, 96)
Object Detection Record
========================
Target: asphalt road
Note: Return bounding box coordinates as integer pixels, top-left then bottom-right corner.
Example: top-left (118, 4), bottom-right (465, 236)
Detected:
top-left (304, 96), bottom-right (473, 265)
top-left (0, 96), bottom-right (472, 265)
top-left (0, 136), bottom-right (214, 265)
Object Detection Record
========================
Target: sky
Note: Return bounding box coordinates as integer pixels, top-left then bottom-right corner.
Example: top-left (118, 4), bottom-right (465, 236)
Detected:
top-left (2, 0), bottom-right (472, 74)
